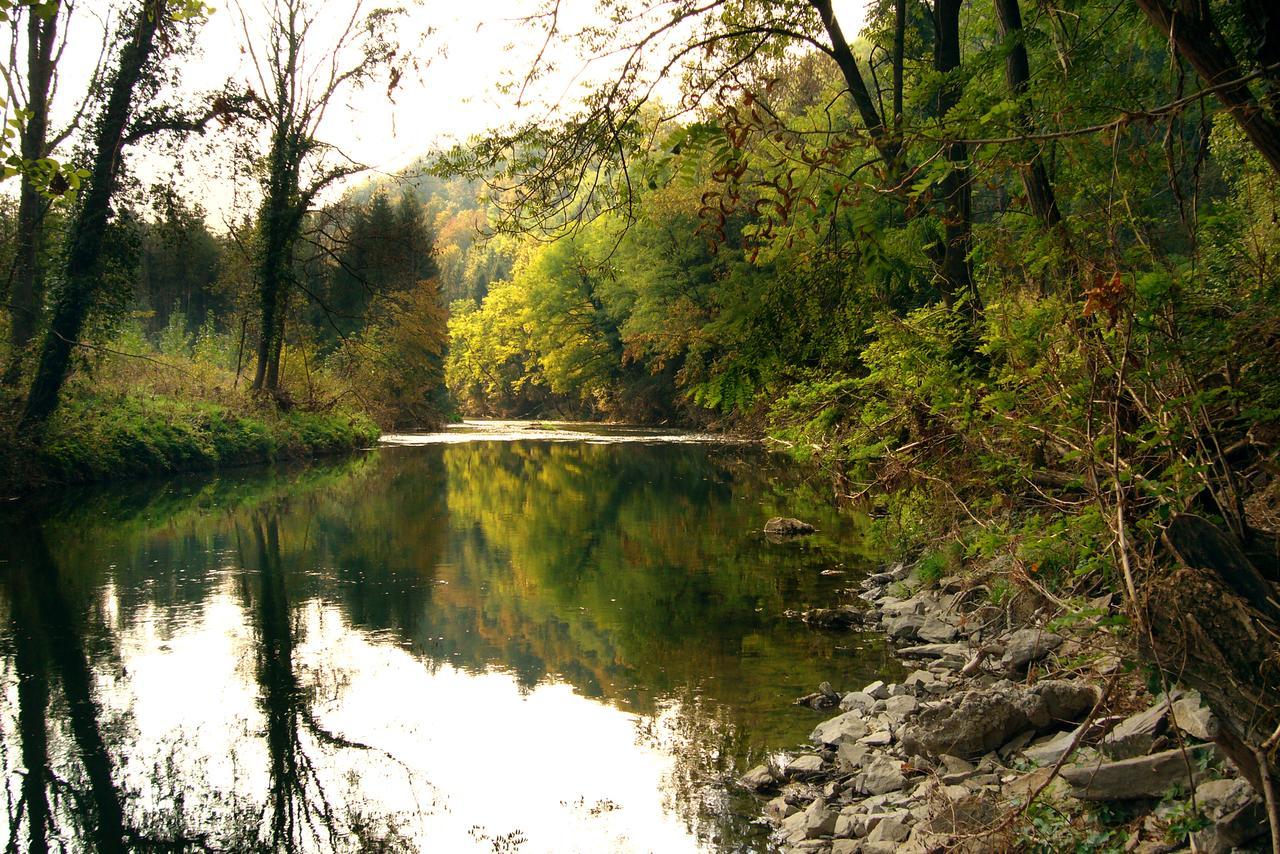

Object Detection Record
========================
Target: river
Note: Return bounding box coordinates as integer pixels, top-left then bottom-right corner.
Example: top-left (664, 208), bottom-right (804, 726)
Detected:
top-left (0, 421), bottom-right (898, 852)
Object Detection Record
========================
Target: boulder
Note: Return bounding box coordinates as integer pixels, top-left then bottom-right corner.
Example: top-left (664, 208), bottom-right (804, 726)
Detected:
top-left (1060, 744), bottom-right (1216, 799)
top-left (1191, 778), bottom-right (1269, 853)
top-left (863, 680), bottom-right (890, 700)
top-left (764, 795), bottom-right (798, 822)
top-left (839, 691), bottom-right (877, 713)
top-left (785, 754), bottom-right (827, 778)
top-left (866, 815), bottom-right (911, 844)
top-left (1030, 680), bottom-right (1097, 722)
top-left (1170, 693), bottom-right (1219, 741)
top-left (918, 616), bottom-right (960, 644)
top-left (861, 755), bottom-right (908, 795)
top-left (1101, 693), bottom-right (1181, 759)
top-left (1001, 628), bottom-right (1063, 673)
top-left (798, 796), bottom-right (839, 839)
top-left (900, 681), bottom-right (1061, 759)
top-left (739, 763), bottom-right (778, 790)
top-left (812, 711), bottom-right (870, 746)
top-left (837, 742), bottom-right (871, 772)
top-left (884, 695), bottom-right (919, 722)
top-left (765, 517), bottom-right (817, 536)
top-left (1022, 726), bottom-right (1084, 766)
top-left (885, 613), bottom-right (927, 640)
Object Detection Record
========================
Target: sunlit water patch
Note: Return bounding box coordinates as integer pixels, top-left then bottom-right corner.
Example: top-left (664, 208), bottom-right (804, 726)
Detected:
top-left (1, 424), bottom-right (898, 851)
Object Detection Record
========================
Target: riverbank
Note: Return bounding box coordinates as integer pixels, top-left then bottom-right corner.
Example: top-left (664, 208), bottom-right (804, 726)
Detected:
top-left (0, 391), bottom-right (380, 494)
top-left (743, 554), bottom-right (1273, 852)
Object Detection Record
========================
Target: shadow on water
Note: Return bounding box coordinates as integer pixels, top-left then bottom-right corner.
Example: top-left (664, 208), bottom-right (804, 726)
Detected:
top-left (1, 435), bottom-right (900, 852)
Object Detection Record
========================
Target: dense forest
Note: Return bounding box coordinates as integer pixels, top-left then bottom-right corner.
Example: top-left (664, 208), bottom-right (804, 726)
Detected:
top-left (0, 0), bottom-right (1278, 847)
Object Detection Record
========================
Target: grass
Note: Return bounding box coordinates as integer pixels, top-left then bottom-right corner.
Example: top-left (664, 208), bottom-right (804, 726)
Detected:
top-left (2, 391), bottom-right (380, 493)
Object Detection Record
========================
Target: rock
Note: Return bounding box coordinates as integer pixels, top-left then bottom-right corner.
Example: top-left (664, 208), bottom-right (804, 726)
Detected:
top-left (781, 810), bottom-right (810, 843)
top-left (896, 643), bottom-right (969, 661)
top-left (812, 711), bottom-right (870, 746)
top-left (765, 795), bottom-right (798, 822)
top-left (799, 796), bottom-right (839, 838)
top-left (867, 815), bottom-right (911, 844)
top-left (860, 729), bottom-right (893, 747)
top-left (1060, 744), bottom-right (1216, 799)
top-left (1030, 680), bottom-right (1097, 723)
top-left (839, 691), bottom-right (877, 713)
top-left (837, 742), bottom-right (871, 772)
top-left (885, 613), bottom-right (927, 640)
top-left (1191, 779), bottom-right (1269, 853)
top-left (883, 695), bottom-right (919, 721)
top-left (831, 842), bottom-right (859, 854)
top-left (1197, 778), bottom-right (1256, 819)
top-left (903, 670), bottom-right (937, 693)
top-left (861, 755), bottom-right (908, 795)
top-left (785, 754), bottom-right (827, 778)
top-left (938, 754), bottom-right (976, 782)
top-left (794, 681), bottom-right (843, 710)
top-left (863, 680), bottom-right (890, 700)
top-left (799, 607), bottom-right (865, 630)
top-left (1101, 693), bottom-right (1181, 759)
top-left (918, 616), bottom-right (960, 644)
top-left (998, 729), bottom-right (1036, 759)
top-left (739, 763), bottom-right (778, 790)
top-left (1001, 628), bottom-right (1063, 672)
top-left (765, 517), bottom-right (817, 536)
top-left (881, 596), bottom-right (929, 617)
top-left (1023, 725), bottom-right (1084, 766)
top-left (1170, 693), bottom-right (1219, 741)
top-left (901, 680), bottom-right (1070, 760)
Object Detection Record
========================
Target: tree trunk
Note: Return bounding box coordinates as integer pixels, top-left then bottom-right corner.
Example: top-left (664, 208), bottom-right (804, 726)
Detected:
top-left (931, 0), bottom-right (981, 324)
top-left (1134, 0), bottom-right (1280, 176)
top-left (4, 7), bottom-right (59, 386)
top-left (993, 0), bottom-right (1062, 228)
top-left (20, 3), bottom-right (162, 429)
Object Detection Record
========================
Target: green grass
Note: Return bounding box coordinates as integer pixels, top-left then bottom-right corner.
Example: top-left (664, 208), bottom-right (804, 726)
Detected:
top-left (2, 392), bottom-right (380, 492)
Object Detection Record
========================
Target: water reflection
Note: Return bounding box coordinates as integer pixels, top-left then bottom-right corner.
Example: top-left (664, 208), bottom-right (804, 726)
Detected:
top-left (2, 436), bottom-right (898, 852)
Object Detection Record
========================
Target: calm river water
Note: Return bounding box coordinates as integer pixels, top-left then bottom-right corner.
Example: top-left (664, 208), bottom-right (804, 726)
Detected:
top-left (0, 422), bottom-right (898, 852)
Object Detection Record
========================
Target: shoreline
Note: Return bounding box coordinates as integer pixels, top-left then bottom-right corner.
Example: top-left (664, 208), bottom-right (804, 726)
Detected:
top-left (1, 392), bottom-right (380, 496)
top-left (741, 555), bottom-right (1271, 852)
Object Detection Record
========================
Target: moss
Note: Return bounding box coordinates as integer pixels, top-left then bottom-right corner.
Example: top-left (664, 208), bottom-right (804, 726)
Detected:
top-left (1, 392), bottom-right (379, 493)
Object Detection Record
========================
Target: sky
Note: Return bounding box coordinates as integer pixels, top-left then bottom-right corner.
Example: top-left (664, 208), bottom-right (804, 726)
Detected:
top-left (33, 0), bottom-right (869, 222)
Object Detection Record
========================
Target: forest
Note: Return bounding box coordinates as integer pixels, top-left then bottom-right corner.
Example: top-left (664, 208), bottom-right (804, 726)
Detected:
top-left (0, 0), bottom-right (1278, 849)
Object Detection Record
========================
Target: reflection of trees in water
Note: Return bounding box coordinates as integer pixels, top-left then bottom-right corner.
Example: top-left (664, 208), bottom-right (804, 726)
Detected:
top-left (1, 511), bottom-right (425, 853)
top-left (240, 509), bottom-right (421, 853)
top-left (3, 522), bottom-right (131, 853)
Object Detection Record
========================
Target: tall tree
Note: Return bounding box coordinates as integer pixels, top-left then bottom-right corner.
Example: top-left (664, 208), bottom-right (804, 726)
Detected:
top-left (21, 0), bottom-right (209, 428)
top-left (238, 0), bottom-right (401, 397)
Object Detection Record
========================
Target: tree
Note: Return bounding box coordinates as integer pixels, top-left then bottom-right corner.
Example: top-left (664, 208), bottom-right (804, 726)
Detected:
top-left (20, 0), bottom-right (211, 429)
top-left (237, 0), bottom-right (402, 398)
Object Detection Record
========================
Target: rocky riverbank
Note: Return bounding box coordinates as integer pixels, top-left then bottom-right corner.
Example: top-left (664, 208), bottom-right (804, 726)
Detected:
top-left (743, 559), bottom-right (1273, 852)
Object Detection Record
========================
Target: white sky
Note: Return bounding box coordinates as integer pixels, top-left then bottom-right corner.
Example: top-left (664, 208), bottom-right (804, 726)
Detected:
top-left (32, 0), bottom-right (868, 222)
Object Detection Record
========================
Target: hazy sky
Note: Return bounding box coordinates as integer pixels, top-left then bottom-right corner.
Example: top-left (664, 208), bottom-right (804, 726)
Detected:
top-left (36, 0), bottom-right (868, 221)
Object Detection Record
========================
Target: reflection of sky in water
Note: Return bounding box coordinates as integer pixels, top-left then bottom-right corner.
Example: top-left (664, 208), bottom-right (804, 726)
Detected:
top-left (106, 590), bottom-right (700, 852)
top-left (1, 429), bottom-right (899, 851)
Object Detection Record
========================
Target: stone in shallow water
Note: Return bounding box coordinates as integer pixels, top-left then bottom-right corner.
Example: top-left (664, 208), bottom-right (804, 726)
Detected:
top-left (739, 763), bottom-right (778, 790)
top-left (765, 517), bottom-right (817, 535)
